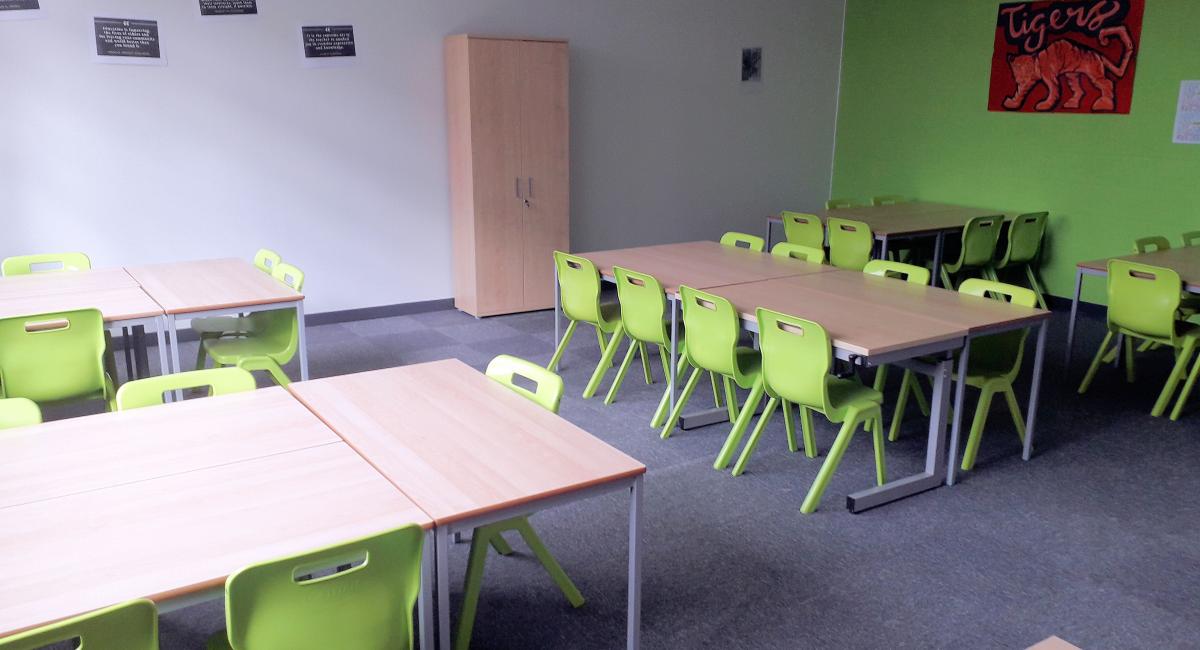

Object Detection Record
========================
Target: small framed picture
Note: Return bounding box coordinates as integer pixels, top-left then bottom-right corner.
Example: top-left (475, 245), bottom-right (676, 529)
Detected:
top-left (741, 47), bottom-right (762, 82)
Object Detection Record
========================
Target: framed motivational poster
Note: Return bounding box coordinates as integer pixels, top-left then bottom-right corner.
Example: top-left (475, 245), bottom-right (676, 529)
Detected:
top-left (988, 0), bottom-right (1144, 114)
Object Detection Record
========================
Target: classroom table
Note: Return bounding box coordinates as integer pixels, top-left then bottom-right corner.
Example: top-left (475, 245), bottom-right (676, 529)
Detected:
top-left (764, 202), bottom-right (1018, 285)
top-left (0, 390), bottom-right (436, 647)
top-left (1066, 247), bottom-right (1200, 367)
top-left (0, 267), bottom-right (169, 379)
top-left (287, 359), bottom-right (647, 650)
top-left (692, 270), bottom-right (1050, 509)
top-left (126, 258), bottom-right (309, 381)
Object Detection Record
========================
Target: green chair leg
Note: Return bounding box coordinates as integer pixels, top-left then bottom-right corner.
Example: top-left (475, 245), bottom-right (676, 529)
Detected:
top-left (639, 342), bottom-right (654, 384)
top-left (888, 370), bottom-right (917, 441)
top-left (871, 412), bottom-right (886, 486)
top-left (731, 396), bottom-right (779, 476)
top-left (1003, 386), bottom-right (1026, 443)
top-left (799, 406), bottom-right (817, 458)
top-left (490, 533), bottom-right (514, 556)
top-left (710, 371), bottom-right (723, 408)
top-left (1153, 339), bottom-right (1198, 417)
top-left (603, 341), bottom-right (640, 405)
top-left (872, 365), bottom-right (888, 392)
top-left (1078, 331), bottom-right (1116, 394)
top-left (800, 412), bottom-right (860, 514)
top-left (454, 528), bottom-right (495, 650)
top-left (548, 320), bottom-right (579, 372)
top-left (661, 367), bottom-right (702, 439)
top-left (1124, 334), bottom-right (1136, 383)
top-left (912, 372), bottom-right (931, 417)
top-left (594, 324), bottom-right (606, 352)
top-left (1170, 351), bottom-right (1200, 420)
top-left (651, 352), bottom-right (691, 428)
top-left (961, 386), bottom-right (996, 471)
top-left (511, 518), bottom-right (585, 608)
top-left (939, 266), bottom-right (955, 291)
top-left (714, 378), bottom-right (765, 470)
top-left (235, 356), bottom-right (291, 387)
top-left (781, 399), bottom-right (799, 453)
top-left (583, 326), bottom-right (625, 398)
top-left (723, 376), bottom-right (739, 423)
top-left (1024, 264), bottom-right (1048, 310)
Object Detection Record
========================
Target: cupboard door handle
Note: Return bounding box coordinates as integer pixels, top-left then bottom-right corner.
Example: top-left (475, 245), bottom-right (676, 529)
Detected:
top-left (515, 177), bottom-right (522, 199)
top-left (528, 177), bottom-right (534, 198)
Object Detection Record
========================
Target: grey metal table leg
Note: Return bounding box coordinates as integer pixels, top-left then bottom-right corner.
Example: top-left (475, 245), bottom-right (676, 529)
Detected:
top-left (1023, 322), bottom-right (1048, 461)
top-left (626, 475), bottom-right (643, 649)
top-left (946, 338), bottom-right (972, 486)
top-left (419, 528), bottom-right (435, 650)
top-left (879, 235), bottom-right (889, 260)
top-left (155, 317), bottom-right (170, 378)
top-left (436, 526), bottom-right (451, 650)
top-left (931, 232), bottom-right (945, 287)
top-left (669, 293), bottom-right (678, 415)
top-left (167, 314), bottom-right (184, 401)
top-left (295, 301), bottom-right (309, 381)
top-left (764, 218), bottom-right (775, 250)
top-left (1066, 268), bottom-right (1083, 368)
top-left (554, 265), bottom-right (562, 354)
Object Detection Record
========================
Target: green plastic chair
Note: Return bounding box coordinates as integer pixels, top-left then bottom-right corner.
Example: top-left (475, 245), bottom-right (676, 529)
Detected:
top-left (191, 249), bottom-right (284, 356)
top-left (872, 195), bottom-right (907, 206)
top-left (0, 599), bottom-right (158, 650)
top-left (940, 215), bottom-right (1004, 290)
top-left (861, 261), bottom-right (933, 438)
top-left (0, 397), bottom-right (41, 429)
top-left (825, 198), bottom-right (859, 210)
top-left (1079, 260), bottom-right (1200, 419)
top-left (989, 212), bottom-right (1049, 309)
top-left (661, 287), bottom-right (763, 465)
top-left (116, 367), bottom-right (257, 411)
top-left (549, 251), bottom-right (620, 373)
top-left (780, 211), bottom-right (825, 249)
top-left (207, 525), bottom-right (423, 650)
top-left (0, 308), bottom-right (115, 411)
top-left (1, 252), bottom-right (92, 276)
top-left (771, 242), bottom-right (826, 264)
top-left (734, 309), bottom-right (885, 511)
top-left (827, 217), bottom-right (874, 271)
top-left (1134, 236), bottom-right (1171, 254)
top-left (1183, 231), bottom-right (1200, 248)
top-left (201, 263), bottom-right (304, 387)
top-left (454, 356), bottom-right (584, 650)
top-left (720, 232), bottom-right (765, 252)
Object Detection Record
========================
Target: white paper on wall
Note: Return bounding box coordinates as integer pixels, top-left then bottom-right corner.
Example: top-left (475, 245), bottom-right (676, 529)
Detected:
top-left (0, 0), bottom-right (43, 21)
top-left (1173, 81), bottom-right (1200, 145)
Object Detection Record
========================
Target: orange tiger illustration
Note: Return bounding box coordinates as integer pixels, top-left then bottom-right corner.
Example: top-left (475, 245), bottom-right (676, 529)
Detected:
top-left (1003, 25), bottom-right (1134, 111)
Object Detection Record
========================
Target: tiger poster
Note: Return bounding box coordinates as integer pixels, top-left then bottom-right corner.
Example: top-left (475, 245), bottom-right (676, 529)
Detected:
top-left (988, 0), bottom-right (1144, 114)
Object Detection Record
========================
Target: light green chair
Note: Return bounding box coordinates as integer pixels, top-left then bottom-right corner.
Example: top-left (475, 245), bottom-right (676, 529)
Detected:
top-left (989, 212), bottom-right (1049, 309)
top-left (661, 287), bottom-right (763, 468)
top-left (207, 525), bottom-right (423, 650)
top-left (720, 231), bottom-right (765, 252)
top-left (0, 599), bottom-right (158, 650)
top-left (872, 195), bottom-right (907, 206)
top-left (1, 252), bottom-right (92, 276)
top-left (780, 211), bottom-right (825, 249)
top-left (1183, 231), bottom-right (1200, 248)
top-left (771, 242), bottom-right (826, 264)
top-left (826, 198), bottom-right (859, 210)
top-left (1134, 236), bottom-right (1171, 254)
top-left (861, 260), bottom-right (934, 439)
top-left (0, 308), bottom-right (115, 411)
top-left (454, 355), bottom-right (584, 650)
top-left (549, 251), bottom-right (620, 373)
top-left (191, 249), bottom-right (283, 365)
top-left (940, 215), bottom-right (1004, 290)
top-left (734, 309), bottom-right (885, 512)
top-left (827, 217), bottom-right (874, 271)
top-left (0, 397), bottom-right (41, 429)
top-left (116, 367), bottom-right (257, 411)
top-left (1079, 260), bottom-right (1200, 419)
top-left (200, 263), bottom-right (304, 387)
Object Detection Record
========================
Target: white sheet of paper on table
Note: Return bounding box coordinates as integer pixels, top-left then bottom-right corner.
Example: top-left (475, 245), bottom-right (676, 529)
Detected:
top-left (1173, 80), bottom-right (1200, 145)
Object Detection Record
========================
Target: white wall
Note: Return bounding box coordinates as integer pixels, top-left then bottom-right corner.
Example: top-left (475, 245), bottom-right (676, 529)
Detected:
top-left (0, 0), bottom-right (846, 314)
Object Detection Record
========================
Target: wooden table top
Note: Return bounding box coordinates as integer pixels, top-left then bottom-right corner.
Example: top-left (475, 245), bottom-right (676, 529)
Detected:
top-left (771, 202), bottom-right (1018, 238)
top-left (125, 258), bottom-right (303, 315)
top-left (1027, 636), bottom-right (1081, 650)
top-left (1077, 247), bottom-right (1200, 290)
top-left (0, 388), bottom-right (339, 510)
top-left (0, 267), bottom-right (139, 299)
top-left (578, 241), bottom-right (835, 294)
top-left (0, 443), bottom-right (430, 638)
top-left (0, 286), bottom-right (163, 322)
top-left (288, 359), bottom-right (647, 526)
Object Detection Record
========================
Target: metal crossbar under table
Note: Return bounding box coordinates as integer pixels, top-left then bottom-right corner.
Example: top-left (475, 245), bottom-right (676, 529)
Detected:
top-left (434, 475), bottom-right (644, 650)
top-left (165, 300), bottom-right (309, 381)
top-left (106, 315), bottom-right (171, 381)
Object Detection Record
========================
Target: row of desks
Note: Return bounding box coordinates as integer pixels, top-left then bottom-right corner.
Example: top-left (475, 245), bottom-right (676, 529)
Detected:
top-left (0, 259), bottom-right (309, 381)
top-left (0, 359), bottom-right (646, 649)
top-left (571, 240), bottom-right (1050, 512)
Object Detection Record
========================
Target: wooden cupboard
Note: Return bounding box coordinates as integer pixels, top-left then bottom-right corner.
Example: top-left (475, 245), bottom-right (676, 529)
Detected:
top-left (445, 35), bottom-right (570, 317)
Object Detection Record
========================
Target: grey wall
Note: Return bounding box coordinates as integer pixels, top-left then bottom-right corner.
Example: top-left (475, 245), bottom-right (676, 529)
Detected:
top-left (0, 0), bottom-right (846, 313)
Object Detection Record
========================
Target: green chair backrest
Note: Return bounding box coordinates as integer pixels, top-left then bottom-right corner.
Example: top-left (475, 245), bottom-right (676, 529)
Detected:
top-left (1106, 260), bottom-right (1182, 342)
top-left (1182, 231), bottom-right (1200, 248)
top-left (254, 248), bottom-right (282, 274)
top-left (613, 267), bottom-right (669, 347)
top-left (958, 279), bottom-right (1036, 379)
top-left (719, 232), bottom-right (765, 252)
top-left (679, 286), bottom-right (744, 380)
top-left (827, 217), bottom-right (873, 271)
top-left (0, 397), bottom-right (41, 429)
top-left (863, 259), bottom-right (930, 285)
top-left (770, 242), bottom-right (826, 264)
top-left (1, 252), bottom-right (92, 276)
top-left (872, 195), bottom-right (906, 206)
top-left (554, 251), bottom-right (605, 324)
top-left (956, 215), bottom-right (1004, 268)
top-left (223, 525), bottom-right (424, 650)
top-left (116, 368), bottom-right (257, 411)
top-left (486, 354), bottom-right (564, 413)
top-left (245, 262), bottom-right (306, 363)
top-left (0, 308), bottom-right (108, 403)
top-left (997, 212), bottom-right (1048, 267)
top-left (1134, 236), bottom-right (1171, 254)
top-left (756, 308), bottom-right (833, 414)
top-left (825, 198), bottom-right (858, 210)
top-left (780, 211), bottom-right (824, 249)
top-left (0, 599), bottom-right (158, 650)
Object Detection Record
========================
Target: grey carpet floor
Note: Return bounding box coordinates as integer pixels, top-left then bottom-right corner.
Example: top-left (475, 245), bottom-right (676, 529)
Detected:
top-left (46, 308), bottom-right (1200, 649)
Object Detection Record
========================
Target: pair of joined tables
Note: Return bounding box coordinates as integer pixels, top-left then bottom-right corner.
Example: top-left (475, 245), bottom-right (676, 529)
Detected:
top-left (0, 359), bottom-right (646, 650)
top-left (570, 241), bottom-right (1049, 512)
top-left (764, 201), bottom-right (1020, 286)
top-left (0, 259), bottom-right (309, 382)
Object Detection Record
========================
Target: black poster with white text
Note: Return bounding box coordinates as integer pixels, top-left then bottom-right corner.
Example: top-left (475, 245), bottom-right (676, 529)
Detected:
top-left (0, 0), bottom-right (39, 10)
top-left (302, 25), bottom-right (356, 58)
top-left (199, 0), bottom-right (257, 16)
top-left (94, 17), bottom-right (161, 59)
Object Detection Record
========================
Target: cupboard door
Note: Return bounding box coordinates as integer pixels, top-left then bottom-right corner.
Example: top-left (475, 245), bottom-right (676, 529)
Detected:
top-left (468, 38), bottom-right (527, 315)
top-left (518, 40), bottom-right (570, 311)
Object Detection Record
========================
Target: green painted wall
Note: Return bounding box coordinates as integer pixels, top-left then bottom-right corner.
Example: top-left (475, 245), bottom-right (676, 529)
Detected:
top-left (832, 0), bottom-right (1200, 303)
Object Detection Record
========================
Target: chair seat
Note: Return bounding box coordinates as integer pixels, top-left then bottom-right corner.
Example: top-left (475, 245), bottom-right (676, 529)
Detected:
top-left (597, 300), bottom-right (621, 332)
top-left (826, 376), bottom-right (883, 420)
top-left (203, 336), bottom-right (285, 365)
top-left (192, 315), bottom-right (256, 336)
